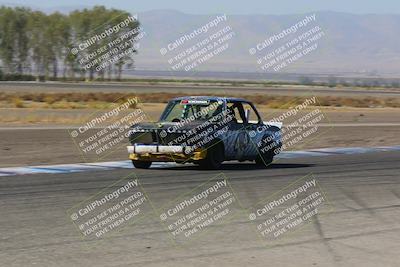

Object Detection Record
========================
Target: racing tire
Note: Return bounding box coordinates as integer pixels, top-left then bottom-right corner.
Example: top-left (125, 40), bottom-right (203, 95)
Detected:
top-left (132, 160), bottom-right (152, 169)
top-left (255, 135), bottom-right (276, 167)
top-left (255, 154), bottom-right (274, 167)
top-left (198, 143), bottom-right (224, 170)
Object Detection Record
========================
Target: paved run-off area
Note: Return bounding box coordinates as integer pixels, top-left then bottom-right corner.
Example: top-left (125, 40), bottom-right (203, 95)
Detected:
top-left (1, 124), bottom-right (400, 168)
top-left (0, 151), bottom-right (399, 267)
top-left (1, 82), bottom-right (399, 266)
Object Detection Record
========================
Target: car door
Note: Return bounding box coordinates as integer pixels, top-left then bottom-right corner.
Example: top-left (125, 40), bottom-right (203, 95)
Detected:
top-left (241, 102), bottom-right (265, 159)
top-left (224, 101), bottom-right (254, 160)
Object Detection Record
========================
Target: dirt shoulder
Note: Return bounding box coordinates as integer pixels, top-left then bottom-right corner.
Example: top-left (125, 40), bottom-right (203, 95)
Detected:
top-left (1, 104), bottom-right (400, 126)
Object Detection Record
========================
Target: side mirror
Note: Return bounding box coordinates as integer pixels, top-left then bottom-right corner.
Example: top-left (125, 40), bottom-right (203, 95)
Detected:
top-left (245, 109), bottom-right (250, 122)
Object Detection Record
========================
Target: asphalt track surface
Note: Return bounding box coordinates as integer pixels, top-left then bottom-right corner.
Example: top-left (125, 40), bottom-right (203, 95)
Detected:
top-left (1, 81), bottom-right (399, 97)
top-left (1, 151), bottom-right (400, 267)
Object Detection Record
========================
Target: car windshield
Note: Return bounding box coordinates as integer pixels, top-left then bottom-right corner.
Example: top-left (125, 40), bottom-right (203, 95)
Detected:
top-left (160, 99), bottom-right (223, 122)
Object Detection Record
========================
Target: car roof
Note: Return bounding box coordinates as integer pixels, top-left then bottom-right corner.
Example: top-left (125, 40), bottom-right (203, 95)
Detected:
top-left (170, 96), bottom-right (248, 103)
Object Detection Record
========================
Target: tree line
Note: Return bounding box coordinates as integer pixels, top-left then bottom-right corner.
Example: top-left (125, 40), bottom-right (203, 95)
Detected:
top-left (0, 6), bottom-right (140, 81)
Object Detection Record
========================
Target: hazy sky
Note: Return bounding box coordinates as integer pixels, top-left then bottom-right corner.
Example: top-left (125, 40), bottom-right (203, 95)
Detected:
top-left (1, 0), bottom-right (400, 14)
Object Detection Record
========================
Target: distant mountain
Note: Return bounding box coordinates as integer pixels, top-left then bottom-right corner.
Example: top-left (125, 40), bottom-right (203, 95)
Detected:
top-left (1, 3), bottom-right (398, 76)
top-left (134, 10), bottom-right (400, 75)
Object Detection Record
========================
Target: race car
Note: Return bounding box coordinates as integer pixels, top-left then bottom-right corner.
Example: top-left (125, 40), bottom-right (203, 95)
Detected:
top-left (127, 96), bottom-right (282, 169)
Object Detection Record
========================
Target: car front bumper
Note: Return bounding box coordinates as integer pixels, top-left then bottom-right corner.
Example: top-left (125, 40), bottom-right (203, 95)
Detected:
top-left (127, 145), bottom-right (207, 162)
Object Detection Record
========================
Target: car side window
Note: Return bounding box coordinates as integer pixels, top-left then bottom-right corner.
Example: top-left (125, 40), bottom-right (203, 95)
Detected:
top-left (242, 103), bottom-right (260, 124)
top-left (227, 103), bottom-right (244, 124)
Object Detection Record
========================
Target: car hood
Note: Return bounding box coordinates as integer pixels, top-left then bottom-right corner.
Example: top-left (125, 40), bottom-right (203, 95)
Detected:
top-left (131, 121), bottom-right (207, 132)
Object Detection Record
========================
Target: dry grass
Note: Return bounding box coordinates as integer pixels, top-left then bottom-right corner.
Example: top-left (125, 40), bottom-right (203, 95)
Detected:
top-left (0, 92), bottom-right (138, 109)
top-left (11, 97), bottom-right (25, 108)
top-left (1, 92), bottom-right (400, 109)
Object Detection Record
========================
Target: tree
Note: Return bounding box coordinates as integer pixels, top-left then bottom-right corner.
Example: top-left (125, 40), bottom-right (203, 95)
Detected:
top-left (107, 9), bottom-right (140, 80)
top-left (0, 5), bottom-right (141, 81)
top-left (298, 76), bottom-right (313, 85)
top-left (327, 76), bottom-right (337, 87)
top-left (27, 11), bottom-right (48, 79)
top-left (45, 13), bottom-right (71, 79)
top-left (0, 7), bottom-right (17, 73)
top-left (13, 7), bottom-right (30, 74)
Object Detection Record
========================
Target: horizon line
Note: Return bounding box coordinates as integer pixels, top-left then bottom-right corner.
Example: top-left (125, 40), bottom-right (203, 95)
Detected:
top-left (0, 3), bottom-right (399, 16)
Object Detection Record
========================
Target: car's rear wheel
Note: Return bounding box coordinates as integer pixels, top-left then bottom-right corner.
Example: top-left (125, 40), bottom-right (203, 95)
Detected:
top-left (255, 135), bottom-right (275, 167)
top-left (132, 160), bottom-right (152, 169)
top-left (198, 143), bottom-right (224, 169)
top-left (255, 154), bottom-right (274, 166)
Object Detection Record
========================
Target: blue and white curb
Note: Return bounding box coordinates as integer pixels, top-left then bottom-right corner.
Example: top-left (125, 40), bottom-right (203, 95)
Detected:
top-left (0, 162), bottom-right (174, 177)
top-left (1, 146), bottom-right (399, 177)
top-left (277, 145), bottom-right (400, 158)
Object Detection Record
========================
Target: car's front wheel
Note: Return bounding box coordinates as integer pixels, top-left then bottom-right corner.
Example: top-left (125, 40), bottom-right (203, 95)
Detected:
top-left (198, 143), bottom-right (224, 169)
top-left (132, 160), bottom-right (152, 169)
